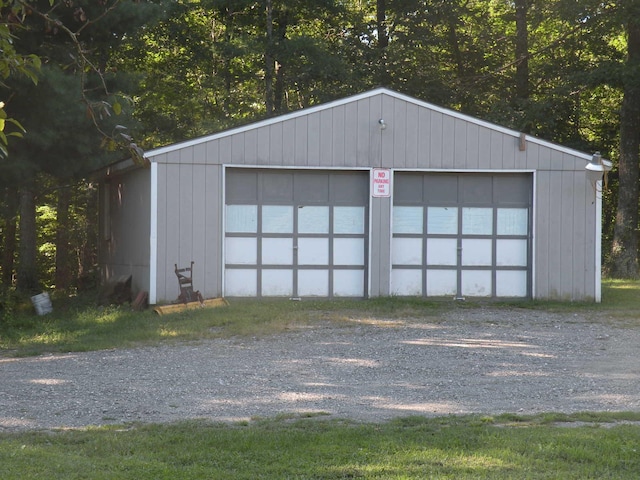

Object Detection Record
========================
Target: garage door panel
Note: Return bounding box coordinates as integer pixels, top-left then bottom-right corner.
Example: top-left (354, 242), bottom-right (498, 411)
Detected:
top-left (392, 238), bottom-right (422, 265)
top-left (392, 269), bottom-right (422, 296)
top-left (462, 208), bottom-right (493, 235)
top-left (497, 208), bottom-right (528, 235)
top-left (461, 239), bottom-right (492, 266)
top-left (262, 205), bottom-right (293, 233)
top-left (334, 270), bottom-right (364, 297)
top-left (496, 270), bottom-right (527, 297)
top-left (294, 173), bottom-right (329, 203)
top-left (225, 269), bottom-right (257, 296)
top-left (334, 206), bottom-right (365, 234)
top-left (226, 169), bottom-right (368, 298)
top-left (427, 207), bottom-right (457, 234)
top-left (298, 206), bottom-right (329, 233)
top-left (393, 206), bottom-right (423, 234)
top-left (394, 172), bottom-right (531, 299)
top-left (226, 205), bottom-right (257, 233)
top-left (262, 238), bottom-right (293, 265)
top-left (462, 270), bottom-right (492, 296)
top-left (426, 270), bottom-right (457, 296)
top-left (298, 238), bottom-right (329, 265)
top-left (262, 269), bottom-right (293, 296)
top-left (262, 173), bottom-right (293, 202)
top-left (496, 239), bottom-right (527, 266)
top-left (334, 238), bottom-right (364, 266)
top-left (225, 237), bottom-right (257, 264)
top-left (298, 270), bottom-right (329, 296)
top-left (426, 238), bottom-right (457, 265)
top-left (461, 176), bottom-right (492, 204)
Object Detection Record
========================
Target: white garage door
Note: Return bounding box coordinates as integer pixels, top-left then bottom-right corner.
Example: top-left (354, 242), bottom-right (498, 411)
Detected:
top-left (391, 173), bottom-right (532, 298)
top-left (224, 169), bottom-right (368, 298)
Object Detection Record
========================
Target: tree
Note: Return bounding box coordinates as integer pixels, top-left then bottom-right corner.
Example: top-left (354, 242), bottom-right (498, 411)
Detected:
top-left (1, 0), bottom-right (159, 292)
top-left (608, 2), bottom-right (640, 278)
top-left (0, 0), bottom-right (41, 158)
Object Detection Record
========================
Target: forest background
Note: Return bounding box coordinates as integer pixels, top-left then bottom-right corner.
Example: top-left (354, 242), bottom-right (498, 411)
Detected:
top-left (0, 0), bottom-right (639, 299)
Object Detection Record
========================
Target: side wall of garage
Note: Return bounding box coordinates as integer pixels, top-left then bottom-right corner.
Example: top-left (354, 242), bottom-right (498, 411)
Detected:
top-left (99, 166), bottom-right (151, 295)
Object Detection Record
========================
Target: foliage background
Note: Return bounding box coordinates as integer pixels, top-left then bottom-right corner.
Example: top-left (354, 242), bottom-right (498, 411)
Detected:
top-left (0, 0), bottom-right (636, 295)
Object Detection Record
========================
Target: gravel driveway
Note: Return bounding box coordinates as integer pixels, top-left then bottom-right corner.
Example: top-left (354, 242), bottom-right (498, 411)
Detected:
top-left (2, 308), bottom-right (639, 431)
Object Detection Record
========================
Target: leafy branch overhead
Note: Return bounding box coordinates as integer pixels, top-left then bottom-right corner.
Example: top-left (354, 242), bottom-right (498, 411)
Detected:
top-left (1, 0), bottom-right (147, 163)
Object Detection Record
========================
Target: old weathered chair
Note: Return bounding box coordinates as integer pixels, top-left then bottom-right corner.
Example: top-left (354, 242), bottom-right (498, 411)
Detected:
top-left (174, 261), bottom-right (204, 304)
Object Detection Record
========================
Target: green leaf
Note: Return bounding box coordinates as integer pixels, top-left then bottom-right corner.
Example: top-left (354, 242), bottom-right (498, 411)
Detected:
top-left (112, 101), bottom-right (122, 115)
top-left (7, 117), bottom-right (26, 133)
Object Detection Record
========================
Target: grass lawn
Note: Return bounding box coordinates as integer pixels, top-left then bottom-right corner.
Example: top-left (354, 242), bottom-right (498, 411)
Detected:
top-left (2, 278), bottom-right (639, 357)
top-left (1, 413), bottom-right (640, 479)
top-left (1, 279), bottom-right (639, 478)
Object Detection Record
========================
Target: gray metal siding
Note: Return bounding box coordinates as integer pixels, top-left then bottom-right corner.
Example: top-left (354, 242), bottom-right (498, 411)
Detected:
top-left (142, 89), bottom-right (598, 301)
top-left (369, 196), bottom-right (392, 296)
top-left (99, 167), bottom-right (151, 294)
top-left (154, 163), bottom-right (223, 303)
top-left (533, 170), bottom-right (596, 300)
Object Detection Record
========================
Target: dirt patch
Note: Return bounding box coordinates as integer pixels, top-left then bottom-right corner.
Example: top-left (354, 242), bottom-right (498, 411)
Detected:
top-left (1, 308), bottom-right (639, 431)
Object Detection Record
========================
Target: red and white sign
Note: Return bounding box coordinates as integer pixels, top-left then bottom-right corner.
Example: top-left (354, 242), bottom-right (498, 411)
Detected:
top-left (372, 168), bottom-right (391, 197)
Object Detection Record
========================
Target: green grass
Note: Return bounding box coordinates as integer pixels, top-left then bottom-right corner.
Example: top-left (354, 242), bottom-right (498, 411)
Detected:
top-left (2, 284), bottom-right (640, 477)
top-left (0, 294), bottom-right (446, 356)
top-left (2, 279), bottom-right (640, 356)
top-left (1, 413), bottom-right (639, 479)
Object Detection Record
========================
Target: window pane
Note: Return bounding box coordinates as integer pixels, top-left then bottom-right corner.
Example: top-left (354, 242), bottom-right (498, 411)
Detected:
top-left (427, 207), bottom-right (458, 234)
top-left (298, 270), bottom-right (329, 296)
top-left (334, 238), bottom-right (365, 266)
top-left (298, 206), bottom-right (329, 233)
top-left (393, 206), bottom-right (423, 234)
top-left (426, 270), bottom-right (457, 296)
top-left (497, 208), bottom-right (528, 235)
top-left (426, 238), bottom-right (457, 265)
top-left (226, 205), bottom-right (257, 233)
top-left (333, 270), bottom-right (364, 297)
top-left (462, 208), bottom-right (493, 235)
top-left (392, 238), bottom-right (422, 265)
top-left (496, 270), bottom-right (527, 297)
top-left (496, 239), bottom-right (527, 266)
top-left (461, 239), bottom-right (492, 266)
top-left (461, 270), bottom-right (492, 296)
top-left (334, 206), bottom-right (365, 234)
top-left (391, 269), bottom-right (423, 296)
top-left (298, 238), bottom-right (329, 265)
top-left (262, 238), bottom-right (293, 265)
top-left (262, 205), bottom-right (293, 233)
top-left (262, 270), bottom-right (293, 296)
top-left (225, 269), bottom-right (257, 296)
top-left (225, 237), bottom-right (257, 264)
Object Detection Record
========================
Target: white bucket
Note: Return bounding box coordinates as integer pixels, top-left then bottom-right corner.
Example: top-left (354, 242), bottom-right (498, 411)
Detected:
top-left (31, 292), bottom-right (53, 316)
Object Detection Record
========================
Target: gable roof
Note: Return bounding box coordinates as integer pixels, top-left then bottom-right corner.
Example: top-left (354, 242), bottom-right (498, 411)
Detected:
top-left (144, 87), bottom-right (593, 162)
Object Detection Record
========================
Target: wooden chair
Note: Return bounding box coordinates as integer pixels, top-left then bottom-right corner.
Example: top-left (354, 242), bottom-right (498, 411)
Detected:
top-left (174, 261), bottom-right (204, 304)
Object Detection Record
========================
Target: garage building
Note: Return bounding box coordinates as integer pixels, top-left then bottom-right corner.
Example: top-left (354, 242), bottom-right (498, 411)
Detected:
top-left (99, 88), bottom-right (608, 303)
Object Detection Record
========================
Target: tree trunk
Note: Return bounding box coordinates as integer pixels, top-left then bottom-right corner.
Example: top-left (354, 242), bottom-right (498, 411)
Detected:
top-left (78, 182), bottom-right (99, 290)
top-left (376, 0), bottom-right (389, 85)
top-left (608, 14), bottom-right (640, 278)
top-left (17, 187), bottom-right (39, 293)
top-left (273, 10), bottom-right (288, 115)
top-left (55, 184), bottom-right (71, 290)
top-left (514, 0), bottom-right (530, 102)
top-left (1, 188), bottom-right (19, 287)
top-left (264, 0), bottom-right (275, 116)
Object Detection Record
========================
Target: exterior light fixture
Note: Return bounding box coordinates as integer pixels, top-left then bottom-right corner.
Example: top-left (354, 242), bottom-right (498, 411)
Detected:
top-left (378, 118), bottom-right (387, 130)
top-left (585, 152), bottom-right (612, 172)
